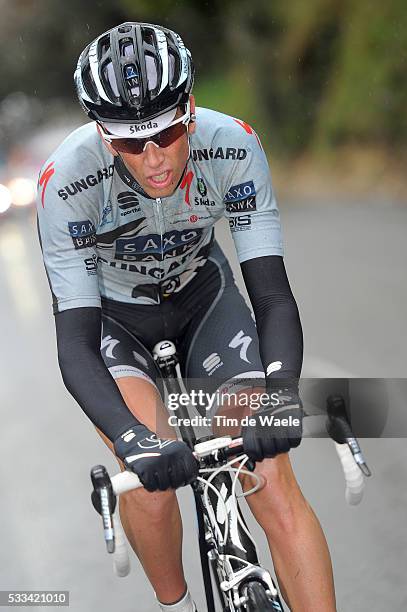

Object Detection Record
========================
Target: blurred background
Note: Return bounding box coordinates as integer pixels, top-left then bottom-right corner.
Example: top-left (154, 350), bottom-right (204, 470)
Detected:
top-left (1, 0), bottom-right (407, 205)
top-left (1, 1), bottom-right (406, 611)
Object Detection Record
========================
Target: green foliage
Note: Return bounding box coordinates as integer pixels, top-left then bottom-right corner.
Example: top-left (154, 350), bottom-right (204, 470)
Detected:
top-left (0, 0), bottom-right (405, 155)
top-left (194, 68), bottom-right (269, 141)
top-left (315, 0), bottom-right (407, 148)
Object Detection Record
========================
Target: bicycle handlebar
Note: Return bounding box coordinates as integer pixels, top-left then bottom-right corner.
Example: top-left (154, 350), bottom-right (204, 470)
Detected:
top-left (91, 415), bottom-right (370, 576)
top-left (95, 418), bottom-right (370, 513)
top-left (103, 436), bottom-right (246, 499)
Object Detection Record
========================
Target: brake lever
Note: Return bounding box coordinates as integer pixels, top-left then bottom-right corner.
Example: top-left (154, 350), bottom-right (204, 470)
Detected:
top-left (326, 396), bottom-right (372, 477)
top-left (90, 465), bottom-right (117, 553)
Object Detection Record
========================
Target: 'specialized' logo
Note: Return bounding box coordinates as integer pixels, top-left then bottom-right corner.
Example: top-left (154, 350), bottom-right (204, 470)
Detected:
top-left (39, 162), bottom-right (55, 207)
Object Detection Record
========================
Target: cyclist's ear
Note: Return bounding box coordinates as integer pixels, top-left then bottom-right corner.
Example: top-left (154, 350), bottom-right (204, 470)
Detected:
top-left (96, 123), bottom-right (119, 157)
top-left (188, 94), bottom-right (196, 136)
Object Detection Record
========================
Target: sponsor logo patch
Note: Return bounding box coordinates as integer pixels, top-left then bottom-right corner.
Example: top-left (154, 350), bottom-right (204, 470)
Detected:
top-left (197, 177), bottom-right (207, 196)
top-left (203, 353), bottom-right (224, 376)
top-left (192, 147), bottom-right (247, 162)
top-left (101, 335), bottom-right (120, 359)
top-left (174, 214), bottom-right (212, 224)
top-left (224, 180), bottom-right (256, 214)
top-left (58, 165), bottom-right (114, 200)
top-left (117, 191), bottom-right (141, 216)
top-left (97, 236), bottom-right (212, 280)
top-left (226, 198), bottom-right (256, 213)
top-left (114, 228), bottom-right (203, 262)
top-left (129, 121), bottom-right (158, 134)
top-left (39, 161), bottom-right (55, 208)
top-left (180, 169), bottom-right (194, 207)
top-left (228, 215), bottom-right (252, 232)
top-left (68, 220), bottom-right (97, 249)
top-left (84, 254), bottom-right (98, 275)
top-left (194, 196), bottom-right (216, 207)
top-left (228, 330), bottom-right (252, 363)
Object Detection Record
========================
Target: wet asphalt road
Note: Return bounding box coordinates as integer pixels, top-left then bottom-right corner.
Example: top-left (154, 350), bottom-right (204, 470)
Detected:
top-left (0, 200), bottom-right (406, 611)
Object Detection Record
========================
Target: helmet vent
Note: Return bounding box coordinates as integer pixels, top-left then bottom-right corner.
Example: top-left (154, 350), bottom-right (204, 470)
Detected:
top-left (145, 54), bottom-right (158, 92)
top-left (142, 30), bottom-right (155, 47)
top-left (168, 50), bottom-right (178, 87)
top-left (101, 41), bottom-right (110, 57)
top-left (118, 25), bottom-right (132, 34)
top-left (82, 64), bottom-right (96, 100)
top-left (121, 40), bottom-right (134, 58)
top-left (103, 62), bottom-right (119, 98)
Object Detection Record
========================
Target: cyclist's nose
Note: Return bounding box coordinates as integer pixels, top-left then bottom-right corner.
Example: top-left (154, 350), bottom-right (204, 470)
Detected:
top-left (143, 141), bottom-right (165, 168)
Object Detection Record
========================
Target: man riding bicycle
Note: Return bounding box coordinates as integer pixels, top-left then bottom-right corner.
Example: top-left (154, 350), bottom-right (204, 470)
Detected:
top-left (37, 22), bottom-right (336, 612)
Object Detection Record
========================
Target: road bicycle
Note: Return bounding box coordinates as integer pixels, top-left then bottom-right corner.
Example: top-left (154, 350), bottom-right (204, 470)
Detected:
top-left (90, 340), bottom-right (371, 611)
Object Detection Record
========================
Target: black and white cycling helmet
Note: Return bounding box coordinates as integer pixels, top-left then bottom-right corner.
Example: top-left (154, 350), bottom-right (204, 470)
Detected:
top-left (74, 22), bottom-right (194, 124)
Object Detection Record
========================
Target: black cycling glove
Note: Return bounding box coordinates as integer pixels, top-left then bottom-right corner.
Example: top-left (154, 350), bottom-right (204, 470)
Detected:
top-left (114, 425), bottom-right (198, 492)
top-left (242, 390), bottom-right (303, 461)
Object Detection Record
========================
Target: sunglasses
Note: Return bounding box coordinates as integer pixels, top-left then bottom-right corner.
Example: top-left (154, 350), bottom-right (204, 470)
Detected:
top-left (100, 105), bottom-right (191, 155)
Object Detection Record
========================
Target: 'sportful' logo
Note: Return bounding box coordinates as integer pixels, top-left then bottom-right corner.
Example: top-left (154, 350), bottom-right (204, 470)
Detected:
top-left (197, 178), bottom-right (207, 197)
top-left (203, 353), bottom-right (223, 376)
top-left (117, 191), bottom-right (140, 216)
top-left (266, 361), bottom-right (283, 375)
top-left (39, 162), bottom-right (55, 207)
top-left (117, 191), bottom-right (139, 209)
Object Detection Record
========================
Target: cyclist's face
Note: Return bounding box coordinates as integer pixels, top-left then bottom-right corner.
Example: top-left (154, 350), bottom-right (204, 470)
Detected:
top-left (101, 96), bottom-right (196, 199)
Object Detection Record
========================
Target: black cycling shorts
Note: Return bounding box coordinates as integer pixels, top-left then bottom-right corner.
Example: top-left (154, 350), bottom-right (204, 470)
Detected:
top-left (100, 242), bottom-right (265, 409)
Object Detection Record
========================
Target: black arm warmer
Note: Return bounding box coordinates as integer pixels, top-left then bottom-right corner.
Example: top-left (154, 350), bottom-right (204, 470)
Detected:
top-left (55, 307), bottom-right (141, 442)
top-left (241, 256), bottom-right (303, 389)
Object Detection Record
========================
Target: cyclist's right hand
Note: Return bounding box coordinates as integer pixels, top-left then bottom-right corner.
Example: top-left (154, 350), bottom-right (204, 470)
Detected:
top-left (113, 426), bottom-right (198, 492)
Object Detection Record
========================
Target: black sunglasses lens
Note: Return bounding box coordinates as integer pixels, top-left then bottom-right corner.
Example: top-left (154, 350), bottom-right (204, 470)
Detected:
top-left (158, 123), bottom-right (186, 147)
top-left (109, 122), bottom-right (186, 154)
top-left (111, 139), bottom-right (144, 154)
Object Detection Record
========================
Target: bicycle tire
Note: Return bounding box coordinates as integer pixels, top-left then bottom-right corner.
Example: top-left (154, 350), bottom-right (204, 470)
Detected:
top-left (242, 580), bottom-right (282, 611)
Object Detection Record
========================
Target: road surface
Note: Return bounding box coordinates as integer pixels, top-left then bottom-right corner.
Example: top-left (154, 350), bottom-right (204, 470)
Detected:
top-left (0, 199), bottom-right (406, 611)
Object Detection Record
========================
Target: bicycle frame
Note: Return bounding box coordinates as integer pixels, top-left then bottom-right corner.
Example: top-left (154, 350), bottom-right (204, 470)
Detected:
top-left (153, 340), bottom-right (284, 611)
top-left (191, 445), bottom-right (283, 611)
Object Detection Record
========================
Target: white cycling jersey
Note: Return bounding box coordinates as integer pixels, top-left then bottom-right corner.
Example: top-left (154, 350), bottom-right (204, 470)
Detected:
top-left (37, 107), bottom-right (283, 311)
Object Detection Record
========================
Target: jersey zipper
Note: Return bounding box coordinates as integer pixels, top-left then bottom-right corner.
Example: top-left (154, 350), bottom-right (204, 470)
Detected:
top-left (154, 197), bottom-right (165, 303)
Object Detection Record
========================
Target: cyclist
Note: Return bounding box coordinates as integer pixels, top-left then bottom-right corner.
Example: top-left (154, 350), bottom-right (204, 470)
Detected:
top-left (37, 22), bottom-right (336, 612)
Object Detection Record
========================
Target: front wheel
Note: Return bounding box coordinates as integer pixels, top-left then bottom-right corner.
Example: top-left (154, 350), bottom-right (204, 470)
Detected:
top-left (242, 581), bottom-right (283, 611)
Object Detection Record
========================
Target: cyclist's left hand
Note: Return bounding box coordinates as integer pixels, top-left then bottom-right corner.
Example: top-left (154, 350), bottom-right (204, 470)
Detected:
top-left (242, 390), bottom-right (303, 461)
